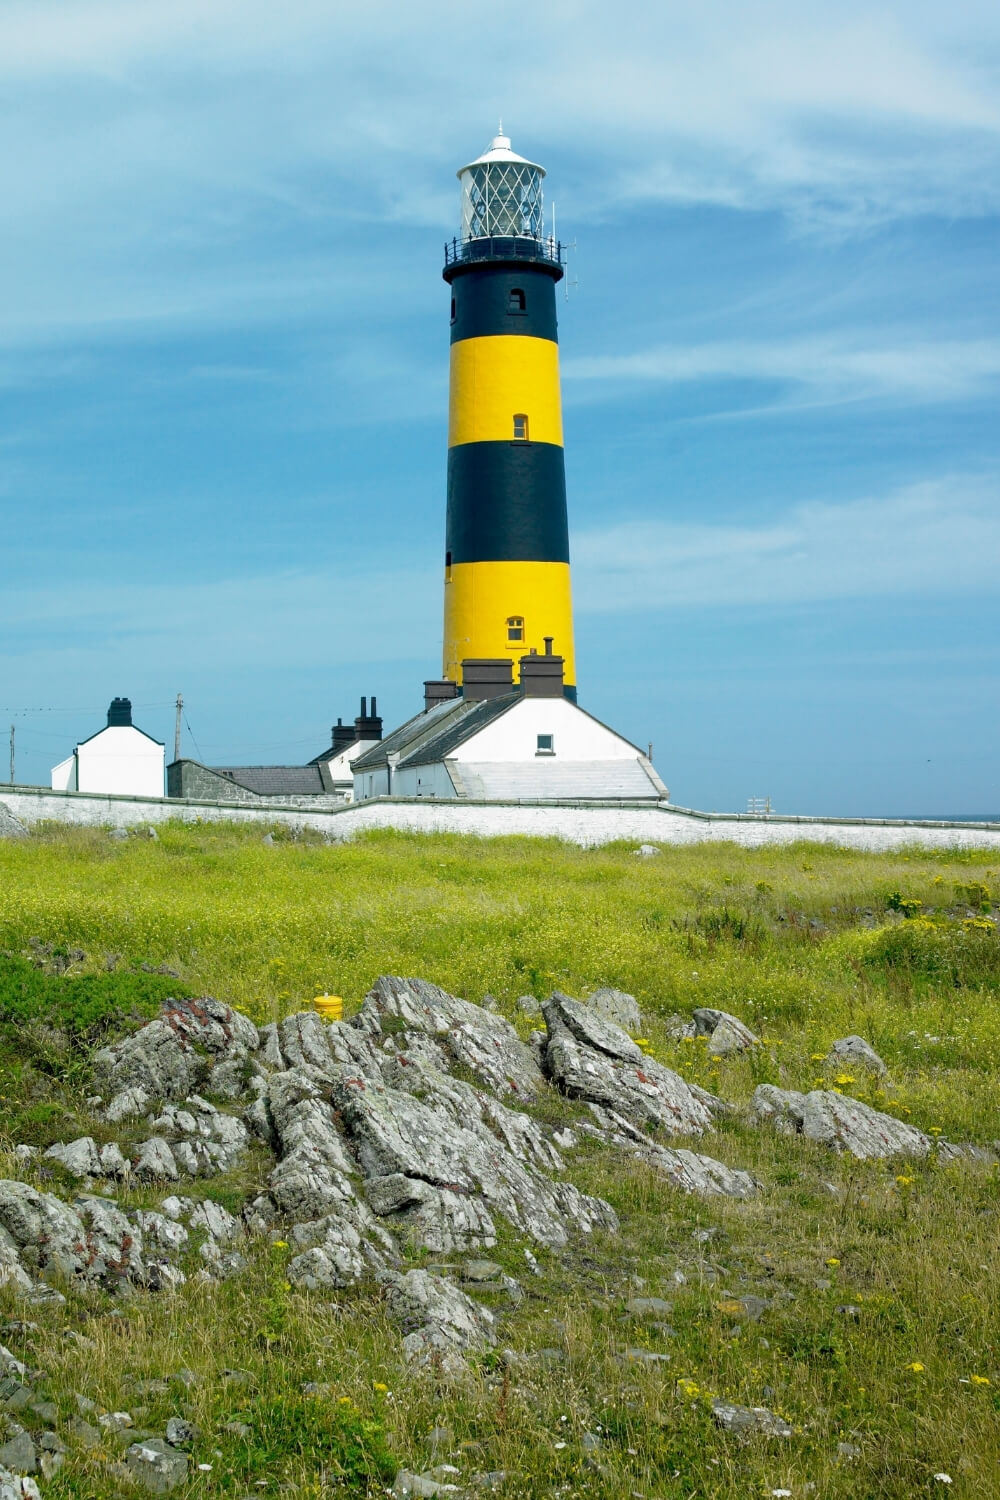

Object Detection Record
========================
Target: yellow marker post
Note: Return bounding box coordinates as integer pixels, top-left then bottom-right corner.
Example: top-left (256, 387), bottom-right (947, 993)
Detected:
top-left (313, 994), bottom-right (343, 1021)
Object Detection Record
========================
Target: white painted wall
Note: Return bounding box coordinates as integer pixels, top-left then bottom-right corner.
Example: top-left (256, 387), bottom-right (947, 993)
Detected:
top-left (50, 755), bottom-right (77, 791)
top-left (452, 697), bottom-right (638, 763)
top-left (56, 726), bottom-right (165, 797)
top-left (392, 761), bottom-right (457, 799)
top-left (6, 784), bottom-right (1000, 852)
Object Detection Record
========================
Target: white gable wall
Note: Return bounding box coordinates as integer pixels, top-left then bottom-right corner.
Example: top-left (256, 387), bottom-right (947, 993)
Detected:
top-left (51, 755), bottom-right (77, 792)
top-left (72, 726), bottom-right (165, 797)
top-left (450, 697), bottom-right (638, 763)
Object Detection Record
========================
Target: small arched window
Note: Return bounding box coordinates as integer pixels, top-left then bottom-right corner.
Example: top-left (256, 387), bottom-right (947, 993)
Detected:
top-left (506, 616), bottom-right (524, 643)
top-left (513, 414), bottom-right (529, 441)
top-left (508, 288), bottom-right (526, 313)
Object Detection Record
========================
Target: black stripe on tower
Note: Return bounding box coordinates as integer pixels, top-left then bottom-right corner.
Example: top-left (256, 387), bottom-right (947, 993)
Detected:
top-left (448, 264), bottom-right (560, 344)
top-left (446, 442), bottom-right (569, 564)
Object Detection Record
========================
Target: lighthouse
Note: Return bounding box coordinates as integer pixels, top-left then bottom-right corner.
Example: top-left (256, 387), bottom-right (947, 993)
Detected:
top-left (442, 132), bottom-right (576, 700)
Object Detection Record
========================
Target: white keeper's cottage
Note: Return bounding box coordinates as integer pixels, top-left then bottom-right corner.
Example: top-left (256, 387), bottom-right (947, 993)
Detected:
top-left (52, 697), bottom-right (165, 798)
top-left (351, 652), bottom-right (667, 802)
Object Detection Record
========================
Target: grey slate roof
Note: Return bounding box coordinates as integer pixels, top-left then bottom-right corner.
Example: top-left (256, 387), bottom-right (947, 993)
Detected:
top-left (396, 694), bottom-right (521, 769)
top-left (349, 695), bottom-right (503, 772)
top-left (210, 765), bottom-right (327, 795)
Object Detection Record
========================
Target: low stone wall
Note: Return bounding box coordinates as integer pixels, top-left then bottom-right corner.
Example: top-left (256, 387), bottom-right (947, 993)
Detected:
top-left (2, 782), bottom-right (1000, 851)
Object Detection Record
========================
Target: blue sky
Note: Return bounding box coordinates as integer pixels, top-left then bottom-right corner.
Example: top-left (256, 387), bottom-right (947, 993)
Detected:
top-left (2, 0), bottom-right (999, 815)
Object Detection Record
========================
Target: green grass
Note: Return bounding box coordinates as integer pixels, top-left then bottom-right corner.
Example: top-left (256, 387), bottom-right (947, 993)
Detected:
top-left (0, 823), bottom-right (998, 1497)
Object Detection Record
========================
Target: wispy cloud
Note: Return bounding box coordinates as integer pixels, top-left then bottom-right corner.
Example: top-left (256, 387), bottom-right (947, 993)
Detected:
top-left (564, 337), bottom-right (1000, 408)
top-left (573, 476), bottom-right (1000, 611)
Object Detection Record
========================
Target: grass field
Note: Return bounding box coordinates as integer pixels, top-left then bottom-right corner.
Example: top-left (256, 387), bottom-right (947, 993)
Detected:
top-left (0, 823), bottom-right (998, 1497)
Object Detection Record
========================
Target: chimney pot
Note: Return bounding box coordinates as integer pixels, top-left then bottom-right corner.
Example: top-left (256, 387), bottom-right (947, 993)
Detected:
top-left (424, 679), bottom-right (460, 711)
top-left (543, 636), bottom-right (554, 655)
top-left (107, 697), bottom-right (133, 727)
top-left (461, 659), bottom-right (514, 702)
top-left (519, 651), bottom-right (565, 697)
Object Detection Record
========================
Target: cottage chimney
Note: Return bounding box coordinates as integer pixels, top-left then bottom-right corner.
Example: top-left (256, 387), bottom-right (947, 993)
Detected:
top-left (461, 659), bottom-right (514, 702)
top-left (519, 645), bottom-right (565, 697)
top-left (107, 697), bottom-right (133, 727)
top-left (354, 695), bottom-right (383, 741)
top-left (424, 679), bottom-right (460, 711)
top-left (330, 717), bottom-right (356, 754)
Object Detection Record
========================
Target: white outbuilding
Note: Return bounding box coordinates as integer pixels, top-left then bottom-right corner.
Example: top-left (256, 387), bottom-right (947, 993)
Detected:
top-left (351, 654), bottom-right (667, 803)
top-left (52, 697), bottom-right (165, 797)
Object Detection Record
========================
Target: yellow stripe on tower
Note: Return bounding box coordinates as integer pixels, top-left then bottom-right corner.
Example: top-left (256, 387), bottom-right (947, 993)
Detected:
top-left (443, 560), bottom-right (575, 686)
top-left (448, 336), bottom-right (563, 448)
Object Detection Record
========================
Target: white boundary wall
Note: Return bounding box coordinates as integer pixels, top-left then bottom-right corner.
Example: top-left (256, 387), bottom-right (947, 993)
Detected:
top-left (3, 784), bottom-right (1000, 852)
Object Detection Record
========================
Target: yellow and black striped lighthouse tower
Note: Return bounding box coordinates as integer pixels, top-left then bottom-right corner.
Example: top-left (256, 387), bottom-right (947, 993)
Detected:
top-left (442, 132), bottom-right (576, 699)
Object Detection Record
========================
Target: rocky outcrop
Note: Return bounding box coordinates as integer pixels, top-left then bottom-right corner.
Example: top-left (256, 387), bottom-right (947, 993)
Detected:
top-left (356, 976), bottom-right (544, 1102)
top-left (587, 1105), bottom-right (758, 1198)
top-left (95, 997), bottom-right (260, 1107)
top-left (692, 1008), bottom-right (760, 1057)
top-left (751, 1084), bottom-right (930, 1159)
top-left (381, 1268), bottom-right (497, 1375)
top-left (542, 993), bottom-right (716, 1137)
top-left (584, 987), bottom-right (641, 1033)
top-left (826, 1035), bottom-right (888, 1075)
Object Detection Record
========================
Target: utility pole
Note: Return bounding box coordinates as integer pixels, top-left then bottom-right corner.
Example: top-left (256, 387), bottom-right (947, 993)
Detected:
top-left (8, 723), bottom-right (14, 785)
top-left (174, 694), bottom-right (183, 763)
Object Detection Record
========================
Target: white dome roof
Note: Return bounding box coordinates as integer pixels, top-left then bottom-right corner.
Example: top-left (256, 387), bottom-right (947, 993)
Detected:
top-left (457, 132), bottom-right (545, 178)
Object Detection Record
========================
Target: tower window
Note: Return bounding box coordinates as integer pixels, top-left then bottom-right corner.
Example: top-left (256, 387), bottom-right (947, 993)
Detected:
top-left (536, 734), bottom-right (555, 755)
top-left (513, 414), bottom-right (529, 441)
top-left (445, 550), bottom-right (452, 582)
top-left (508, 288), bottom-right (526, 313)
top-left (506, 615), bottom-right (524, 642)
top-left (450, 296), bottom-right (456, 323)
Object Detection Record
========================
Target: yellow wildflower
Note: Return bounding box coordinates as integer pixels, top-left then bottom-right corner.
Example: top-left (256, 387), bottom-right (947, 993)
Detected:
top-left (272, 1240), bottom-right (288, 1249)
top-left (825, 1257), bottom-right (840, 1267)
top-left (895, 1175), bottom-right (914, 1188)
top-left (971, 1375), bottom-right (991, 1386)
top-left (834, 1073), bottom-right (855, 1086)
top-left (905, 1361), bottom-right (925, 1373)
top-left (373, 1381), bottom-right (389, 1394)
top-left (811, 1053), bottom-right (826, 1061)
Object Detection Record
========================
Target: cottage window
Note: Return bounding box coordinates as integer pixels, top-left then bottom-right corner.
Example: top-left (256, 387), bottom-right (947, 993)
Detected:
top-left (536, 734), bottom-right (555, 755)
top-left (507, 616), bottom-right (524, 642)
top-left (513, 413), bottom-right (529, 441)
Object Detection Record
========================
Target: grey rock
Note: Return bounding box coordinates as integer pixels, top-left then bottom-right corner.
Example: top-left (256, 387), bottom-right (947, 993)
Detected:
top-left (147, 1095), bottom-right (249, 1176)
top-left (335, 1071), bottom-right (616, 1250)
top-left (105, 1086), bottom-right (151, 1123)
top-left (164, 1419), bottom-right (196, 1449)
top-left (383, 1268), bottom-right (496, 1372)
top-left (751, 1085), bottom-right (931, 1160)
top-left (664, 1013), bottom-right (697, 1039)
top-left (542, 994), bottom-right (716, 1137)
top-left (516, 995), bottom-right (541, 1016)
top-left (936, 1141), bottom-right (999, 1165)
top-left (93, 996), bottom-right (259, 1105)
top-left (43, 1137), bottom-right (101, 1178)
top-left (0, 1433), bottom-right (35, 1474)
top-left (622, 1347), bottom-right (671, 1365)
top-left (1, 1384), bottom-right (33, 1413)
top-left (626, 1297), bottom-right (673, 1317)
top-left (587, 1105), bottom-right (757, 1196)
top-left (837, 1442), bottom-right (862, 1459)
top-left (133, 1139), bottom-right (179, 1181)
top-left (29, 1400), bottom-right (57, 1423)
top-left (66, 1417), bottom-right (101, 1447)
top-left (125, 1437), bottom-right (188, 1493)
top-left (633, 844), bottom-right (660, 856)
top-left (711, 1399), bottom-right (792, 1438)
top-left (461, 1260), bottom-right (504, 1283)
top-left (0, 802), bottom-right (29, 839)
top-left (585, 987), bottom-right (641, 1033)
top-left (98, 1411), bottom-right (134, 1431)
top-left (828, 1036), bottom-right (887, 1075)
top-left (99, 1143), bottom-right (129, 1178)
top-left (357, 976), bottom-right (543, 1102)
top-left (134, 1211), bottom-right (188, 1258)
top-left (392, 1472), bottom-right (463, 1498)
top-left (693, 1008), bottom-right (760, 1056)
